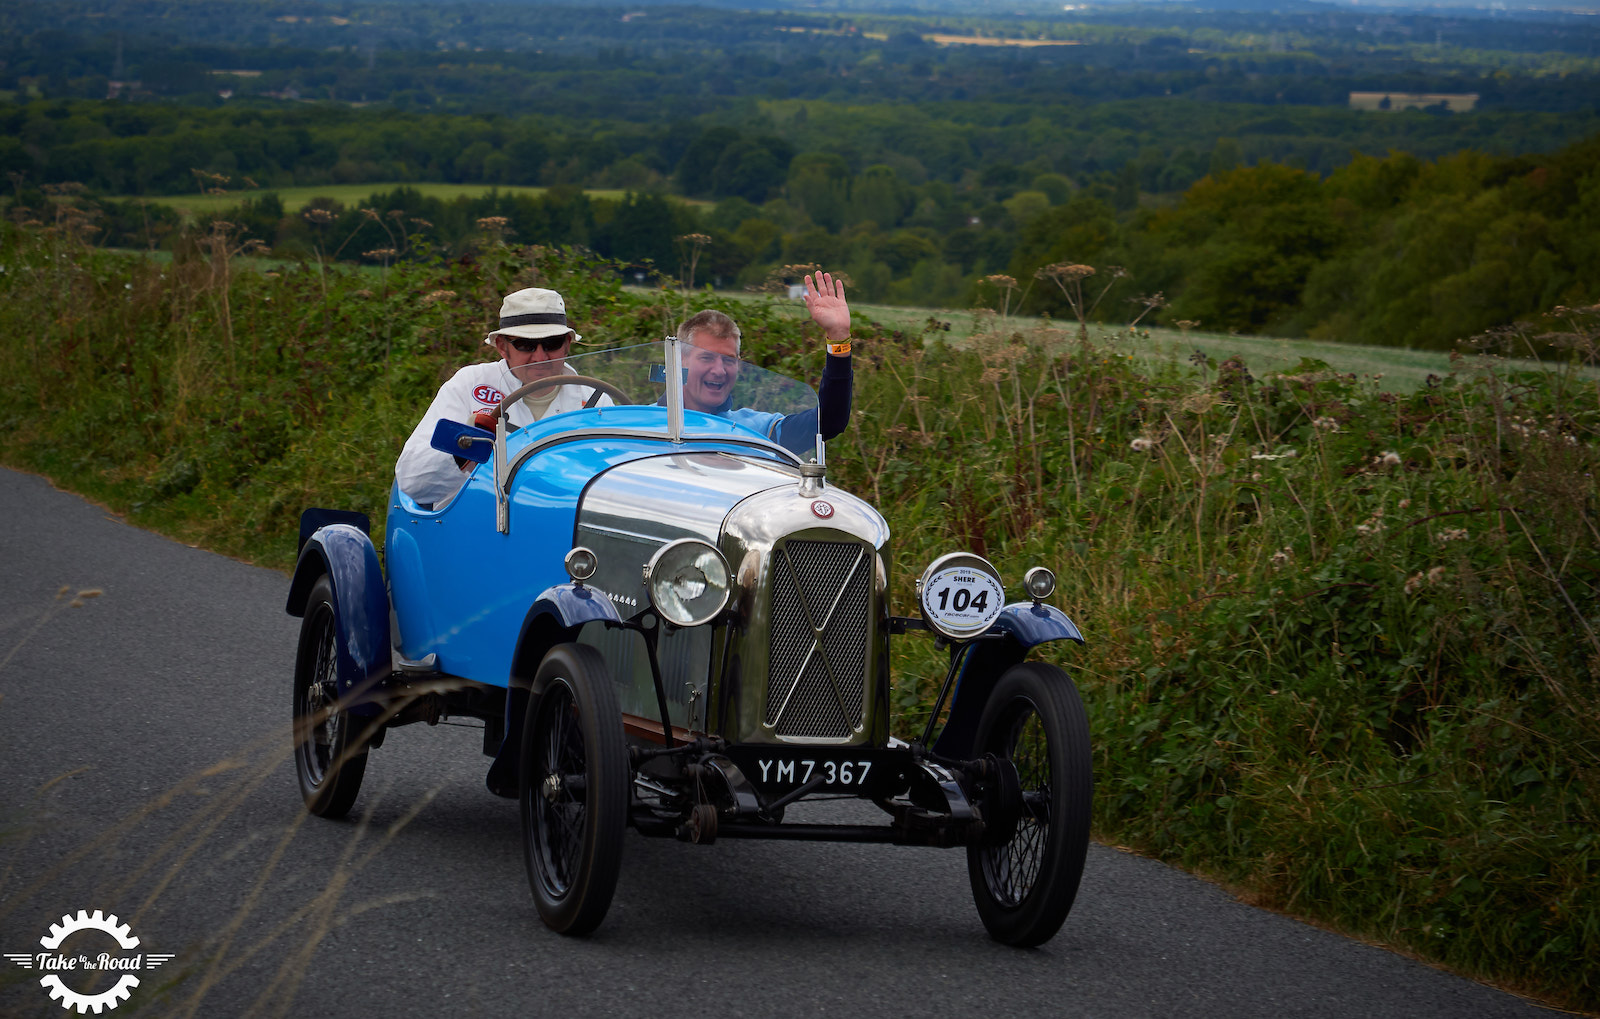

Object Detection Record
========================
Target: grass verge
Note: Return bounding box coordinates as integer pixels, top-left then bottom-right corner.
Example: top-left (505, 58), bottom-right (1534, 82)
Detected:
top-left (2, 227), bottom-right (1596, 1010)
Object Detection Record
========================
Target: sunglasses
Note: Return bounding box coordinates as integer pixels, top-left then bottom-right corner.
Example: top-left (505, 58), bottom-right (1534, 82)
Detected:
top-left (507, 333), bottom-right (569, 354)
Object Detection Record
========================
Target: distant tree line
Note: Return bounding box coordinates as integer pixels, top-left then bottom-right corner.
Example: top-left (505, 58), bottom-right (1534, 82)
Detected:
top-left (19, 129), bottom-right (1597, 351)
top-left (3, 97), bottom-right (1596, 203)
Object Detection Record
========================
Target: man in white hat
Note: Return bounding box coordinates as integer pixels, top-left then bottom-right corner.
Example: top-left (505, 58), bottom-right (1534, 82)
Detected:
top-left (396, 287), bottom-right (608, 507)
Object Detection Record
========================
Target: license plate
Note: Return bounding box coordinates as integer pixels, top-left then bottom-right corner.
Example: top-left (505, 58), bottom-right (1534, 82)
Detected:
top-left (721, 746), bottom-right (907, 799)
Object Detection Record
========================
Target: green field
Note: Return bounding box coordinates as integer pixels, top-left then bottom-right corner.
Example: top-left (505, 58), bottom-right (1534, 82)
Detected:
top-left (677, 289), bottom-right (1590, 394)
top-left (110, 182), bottom-right (700, 213)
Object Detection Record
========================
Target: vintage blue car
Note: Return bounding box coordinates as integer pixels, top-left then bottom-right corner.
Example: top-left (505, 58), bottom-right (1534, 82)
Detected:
top-left (286, 337), bottom-right (1092, 945)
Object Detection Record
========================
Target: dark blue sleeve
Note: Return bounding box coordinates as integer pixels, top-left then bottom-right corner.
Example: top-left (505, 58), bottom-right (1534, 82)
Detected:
top-left (773, 353), bottom-right (852, 453)
top-left (817, 353), bottom-right (852, 440)
top-left (774, 408), bottom-right (819, 454)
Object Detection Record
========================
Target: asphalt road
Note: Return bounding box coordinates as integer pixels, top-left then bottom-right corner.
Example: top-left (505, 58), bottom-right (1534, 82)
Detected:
top-left (0, 466), bottom-right (1557, 1018)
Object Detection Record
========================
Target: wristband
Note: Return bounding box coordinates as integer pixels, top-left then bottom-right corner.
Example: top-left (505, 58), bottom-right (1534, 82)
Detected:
top-left (827, 341), bottom-right (852, 357)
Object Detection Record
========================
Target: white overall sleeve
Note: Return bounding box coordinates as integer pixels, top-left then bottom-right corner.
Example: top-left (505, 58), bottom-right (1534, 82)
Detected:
top-left (396, 369), bottom-right (482, 507)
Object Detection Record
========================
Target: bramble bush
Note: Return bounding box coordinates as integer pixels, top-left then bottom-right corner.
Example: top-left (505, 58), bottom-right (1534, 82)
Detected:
top-left (1, 223), bottom-right (1596, 1009)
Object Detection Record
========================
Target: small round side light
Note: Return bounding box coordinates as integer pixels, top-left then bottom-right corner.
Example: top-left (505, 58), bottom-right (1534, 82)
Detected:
top-left (564, 546), bottom-right (598, 584)
top-left (1023, 566), bottom-right (1056, 602)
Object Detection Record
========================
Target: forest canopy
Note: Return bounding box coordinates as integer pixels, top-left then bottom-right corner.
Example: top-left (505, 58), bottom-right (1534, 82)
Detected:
top-left (3, 0), bottom-right (1597, 348)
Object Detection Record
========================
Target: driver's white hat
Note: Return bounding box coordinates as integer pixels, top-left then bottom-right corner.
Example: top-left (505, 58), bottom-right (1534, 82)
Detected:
top-left (484, 287), bottom-right (581, 345)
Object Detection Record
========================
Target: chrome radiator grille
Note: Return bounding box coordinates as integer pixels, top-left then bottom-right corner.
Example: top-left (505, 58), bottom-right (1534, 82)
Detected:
top-left (764, 539), bottom-right (870, 739)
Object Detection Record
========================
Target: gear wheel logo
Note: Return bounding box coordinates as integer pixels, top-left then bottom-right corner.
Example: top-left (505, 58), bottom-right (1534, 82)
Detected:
top-left (3, 910), bottom-right (175, 1014)
top-left (40, 973), bottom-right (138, 1015)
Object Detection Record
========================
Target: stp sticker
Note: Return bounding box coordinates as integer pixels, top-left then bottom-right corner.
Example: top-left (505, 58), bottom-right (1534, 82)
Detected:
top-left (472, 384), bottom-right (504, 405)
top-left (810, 500), bottom-right (834, 519)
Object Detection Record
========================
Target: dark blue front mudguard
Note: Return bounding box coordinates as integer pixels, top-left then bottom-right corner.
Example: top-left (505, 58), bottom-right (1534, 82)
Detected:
top-left (485, 583), bottom-right (623, 797)
top-left (286, 523), bottom-right (391, 713)
top-left (932, 601), bottom-right (1085, 759)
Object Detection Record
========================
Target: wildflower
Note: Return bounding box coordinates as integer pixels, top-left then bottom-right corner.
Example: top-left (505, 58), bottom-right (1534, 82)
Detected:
top-left (1438, 528), bottom-right (1468, 542)
top-left (1036, 263), bottom-right (1096, 284)
top-left (1312, 416), bottom-right (1339, 432)
top-left (422, 289), bottom-right (457, 303)
top-left (353, 288), bottom-right (375, 298)
top-left (1269, 548), bottom-right (1291, 568)
top-left (1427, 566), bottom-right (1447, 584)
top-left (1404, 573), bottom-right (1425, 595)
top-left (1378, 451), bottom-right (1401, 467)
top-left (1130, 437), bottom-right (1154, 453)
top-left (1398, 498), bottom-right (1411, 509)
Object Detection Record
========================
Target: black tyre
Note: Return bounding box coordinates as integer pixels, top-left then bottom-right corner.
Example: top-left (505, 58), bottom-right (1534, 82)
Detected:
top-left (292, 575), bottom-right (370, 818)
top-left (520, 643), bottom-right (628, 936)
top-left (966, 662), bottom-right (1092, 947)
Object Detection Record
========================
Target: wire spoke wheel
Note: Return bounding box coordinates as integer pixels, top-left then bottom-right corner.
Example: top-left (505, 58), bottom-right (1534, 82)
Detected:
top-left (520, 643), bottom-right (628, 936)
top-left (533, 685), bottom-right (587, 897)
top-left (291, 575), bottom-right (369, 818)
top-left (966, 662), bottom-right (1092, 947)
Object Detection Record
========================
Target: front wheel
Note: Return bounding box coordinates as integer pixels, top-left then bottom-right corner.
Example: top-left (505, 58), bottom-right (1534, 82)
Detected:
top-left (966, 662), bottom-right (1093, 947)
top-left (520, 643), bottom-right (629, 936)
top-left (292, 575), bottom-right (370, 818)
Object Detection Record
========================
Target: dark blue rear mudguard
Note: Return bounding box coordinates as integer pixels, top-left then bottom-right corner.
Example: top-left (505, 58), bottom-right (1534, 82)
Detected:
top-left (932, 601), bottom-right (1085, 759)
top-left (286, 523), bottom-right (391, 715)
top-left (484, 583), bottom-right (623, 797)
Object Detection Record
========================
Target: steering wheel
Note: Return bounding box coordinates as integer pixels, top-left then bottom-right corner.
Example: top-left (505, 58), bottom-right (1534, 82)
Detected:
top-left (491, 375), bottom-right (633, 423)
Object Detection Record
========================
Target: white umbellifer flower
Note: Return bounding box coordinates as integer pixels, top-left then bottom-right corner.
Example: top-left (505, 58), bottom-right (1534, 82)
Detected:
top-left (1313, 416), bottom-right (1339, 431)
top-left (1380, 451), bottom-right (1401, 467)
top-left (1130, 437), bottom-right (1154, 452)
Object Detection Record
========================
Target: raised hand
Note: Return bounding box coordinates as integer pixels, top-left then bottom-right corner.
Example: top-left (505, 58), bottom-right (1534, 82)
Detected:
top-left (804, 271), bottom-right (851, 345)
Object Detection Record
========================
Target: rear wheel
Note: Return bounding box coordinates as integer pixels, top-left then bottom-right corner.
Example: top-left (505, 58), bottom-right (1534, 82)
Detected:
top-left (292, 575), bottom-right (369, 818)
top-left (520, 643), bottom-right (628, 936)
top-left (966, 662), bottom-right (1092, 947)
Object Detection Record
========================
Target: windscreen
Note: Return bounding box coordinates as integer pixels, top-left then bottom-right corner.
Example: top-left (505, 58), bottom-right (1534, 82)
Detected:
top-left (508, 339), bottom-right (821, 459)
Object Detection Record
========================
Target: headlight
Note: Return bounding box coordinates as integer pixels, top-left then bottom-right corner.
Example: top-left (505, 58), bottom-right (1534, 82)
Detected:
top-left (1023, 565), bottom-right (1056, 601)
top-left (916, 552), bottom-right (1005, 641)
top-left (643, 539), bottom-right (731, 627)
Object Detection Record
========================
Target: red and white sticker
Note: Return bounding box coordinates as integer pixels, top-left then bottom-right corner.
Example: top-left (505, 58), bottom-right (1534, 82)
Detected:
top-left (811, 500), bottom-right (834, 519)
top-left (472, 384), bottom-right (504, 405)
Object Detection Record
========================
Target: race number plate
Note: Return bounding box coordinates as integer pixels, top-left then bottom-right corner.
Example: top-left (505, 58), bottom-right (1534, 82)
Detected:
top-left (919, 563), bottom-right (1005, 638)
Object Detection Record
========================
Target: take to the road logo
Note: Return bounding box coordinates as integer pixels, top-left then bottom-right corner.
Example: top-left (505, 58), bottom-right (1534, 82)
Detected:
top-left (3, 910), bottom-right (174, 1014)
